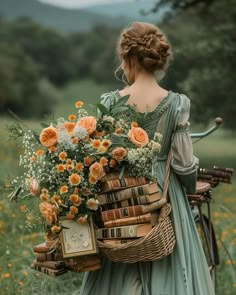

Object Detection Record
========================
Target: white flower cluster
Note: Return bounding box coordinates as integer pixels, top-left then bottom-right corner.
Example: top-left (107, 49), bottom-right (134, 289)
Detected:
top-left (57, 130), bottom-right (76, 151)
top-left (102, 115), bottom-right (115, 124)
top-left (77, 108), bottom-right (88, 118)
top-left (73, 126), bottom-right (87, 139)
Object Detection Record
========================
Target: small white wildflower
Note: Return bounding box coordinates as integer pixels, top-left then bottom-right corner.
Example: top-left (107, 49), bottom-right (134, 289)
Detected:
top-left (73, 126), bottom-right (87, 139)
top-left (103, 115), bottom-right (115, 124)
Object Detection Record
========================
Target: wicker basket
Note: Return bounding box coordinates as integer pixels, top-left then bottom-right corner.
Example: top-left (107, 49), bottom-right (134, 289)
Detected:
top-left (97, 151), bottom-right (176, 263)
top-left (97, 203), bottom-right (175, 263)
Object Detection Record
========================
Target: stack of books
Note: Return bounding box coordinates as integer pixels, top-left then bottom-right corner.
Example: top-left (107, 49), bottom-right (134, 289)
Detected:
top-left (197, 166), bottom-right (234, 185)
top-left (31, 242), bottom-right (67, 276)
top-left (95, 173), bottom-right (165, 245)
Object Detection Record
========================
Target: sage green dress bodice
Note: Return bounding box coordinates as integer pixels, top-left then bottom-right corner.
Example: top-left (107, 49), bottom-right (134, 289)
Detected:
top-left (80, 90), bottom-right (215, 295)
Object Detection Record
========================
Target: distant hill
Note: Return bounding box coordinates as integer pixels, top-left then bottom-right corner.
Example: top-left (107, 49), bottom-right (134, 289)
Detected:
top-left (0, 0), bottom-right (129, 32)
top-left (85, 1), bottom-right (164, 23)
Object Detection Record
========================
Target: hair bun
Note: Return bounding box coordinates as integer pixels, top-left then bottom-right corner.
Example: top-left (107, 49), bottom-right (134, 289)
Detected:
top-left (118, 22), bottom-right (172, 73)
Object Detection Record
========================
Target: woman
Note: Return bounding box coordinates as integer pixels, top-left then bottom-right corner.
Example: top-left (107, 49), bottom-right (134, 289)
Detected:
top-left (80, 22), bottom-right (215, 295)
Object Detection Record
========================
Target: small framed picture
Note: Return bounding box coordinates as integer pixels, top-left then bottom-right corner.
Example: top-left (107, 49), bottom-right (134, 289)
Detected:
top-left (60, 217), bottom-right (98, 258)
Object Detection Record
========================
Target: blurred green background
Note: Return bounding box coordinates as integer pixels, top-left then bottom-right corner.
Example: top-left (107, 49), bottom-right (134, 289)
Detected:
top-left (0, 0), bottom-right (235, 294)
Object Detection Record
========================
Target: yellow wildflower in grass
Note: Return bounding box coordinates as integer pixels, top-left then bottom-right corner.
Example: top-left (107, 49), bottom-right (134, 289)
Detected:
top-left (36, 149), bottom-right (44, 157)
top-left (75, 101), bottom-right (83, 108)
top-left (69, 173), bottom-right (81, 186)
top-left (59, 151), bottom-right (67, 161)
top-left (68, 114), bottom-right (76, 121)
top-left (4, 273), bottom-right (11, 278)
top-left (60, 185), bottom-right (68, 194)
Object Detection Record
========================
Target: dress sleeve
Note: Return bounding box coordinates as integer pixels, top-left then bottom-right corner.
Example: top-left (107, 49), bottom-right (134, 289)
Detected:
top-left (171, 94), bottom-right (199, 194)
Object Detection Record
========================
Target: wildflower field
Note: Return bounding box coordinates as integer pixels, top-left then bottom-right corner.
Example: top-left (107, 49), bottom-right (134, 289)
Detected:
top-left (0, 80), bottom-right (235, 294)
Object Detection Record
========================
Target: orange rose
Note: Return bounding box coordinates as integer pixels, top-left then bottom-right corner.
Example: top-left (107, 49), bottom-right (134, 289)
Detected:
top-left (39, 126), bottom-right (58, 148)
top-left (76, 116), bottom-right (97, 135)
top-left (128, 127), bottom-right (149, 147)
top-left (63, 122), bottom-right (75, 134)
top-left (111, 147), bottom-right (127, 161)
top-left (39, 202), bottom-right (58, 224)
top-left (89, 162), bottom-right (105, 180)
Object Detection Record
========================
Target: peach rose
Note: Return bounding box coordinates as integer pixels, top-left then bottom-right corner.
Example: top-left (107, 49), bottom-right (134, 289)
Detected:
top-left (111, 147), bottom-right (127, 161)
top-left (76, 116), bottom-right (97, 135)
top-left (128, 127), bottom-right (149, 147)
top-left (86, 198), bottom-right (99, 210)
top-left (27, 178), bottom-right (40, 196)
top-left (39, 202), bottom-right (58, 224)
top-left (63, 122), bottom-right (76, 134)
top-left (40, 126), bottom-right (58, 148)
top-left (89, 162), bottom-right (105, 180)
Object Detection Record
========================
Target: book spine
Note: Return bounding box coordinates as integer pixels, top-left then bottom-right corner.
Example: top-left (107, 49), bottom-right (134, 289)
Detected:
top-left (213, 166), bottom-right (234, 174)
top-left (34, 252), bottom-right (63, 262)
top-left (31, 264), bottom-right (67, 276)
top-left (198, 168), bottom-right (232, 179)
top-left (103, 213), bottom-right (152, 228)
top-left (97, 182), bottom-right (158, 204)
top-left (102, 193), bottom-right (160, 210)
top-left (96, 224), bottom-right (151, 239)
top-left (101, 198), bottom-right (166, 222)
top-left (100, 176), bottom-right (147, 193)
top-left (32, 260), bottom-right (65, 270)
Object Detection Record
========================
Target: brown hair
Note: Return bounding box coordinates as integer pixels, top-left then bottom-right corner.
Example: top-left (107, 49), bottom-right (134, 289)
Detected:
top-left (117, 22), bottom-right (172, 74)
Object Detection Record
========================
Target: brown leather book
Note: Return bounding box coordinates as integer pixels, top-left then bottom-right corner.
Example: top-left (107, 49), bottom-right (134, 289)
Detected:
top-left (101, 198), bottom-right (167, 222)
top-left (102, 192), bottom-right (161, 210)
top-left (33, 242), bottom-right (52, 253)
top-left (96, 223), bottom-right (152, 239)
top-left (34, 251), bottom-right (63, 262)
top-left (100, 171), bottom-right (129, 182)
top-left (32, 260), bottom-right (65, 270)
top-left (100, 176), bottom-right (148, 193)
top-left (96, 182), bottom-right (159, 205)
top-left (103, 211), bottom-right (159, 228)
top-left (31, 263), bottom-right (67, 276)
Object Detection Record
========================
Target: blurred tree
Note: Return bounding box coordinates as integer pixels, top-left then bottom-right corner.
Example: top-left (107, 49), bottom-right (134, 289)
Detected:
top-left (156, 0), bottom-right (236, 129)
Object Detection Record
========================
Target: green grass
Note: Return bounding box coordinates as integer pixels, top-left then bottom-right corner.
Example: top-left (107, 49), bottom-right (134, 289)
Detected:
top-left (0, 79), bottom-right (235, 294)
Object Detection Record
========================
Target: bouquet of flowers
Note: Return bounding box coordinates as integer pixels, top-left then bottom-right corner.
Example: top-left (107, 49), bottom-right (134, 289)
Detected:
top-left (8, 95), bottom-right (162, 236)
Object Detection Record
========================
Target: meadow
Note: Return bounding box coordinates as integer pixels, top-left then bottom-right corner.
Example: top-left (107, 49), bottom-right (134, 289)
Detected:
top-left (0, 80), bottom-right (235, 294)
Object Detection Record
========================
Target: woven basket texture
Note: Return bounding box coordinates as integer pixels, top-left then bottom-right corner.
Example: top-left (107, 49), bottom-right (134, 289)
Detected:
top-left (97, 203), bottom-right (176, 263)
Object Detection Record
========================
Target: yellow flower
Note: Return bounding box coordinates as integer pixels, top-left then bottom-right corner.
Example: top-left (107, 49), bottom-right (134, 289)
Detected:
top-left (69, 173), bottom-right (81, 186)
top-left (86, 198), bottom-right (99, 210)
top-left (57, 164), bottom-right (65, 173)
top-left (60, 185), bottom-right (68, 194)
top-left (75, 101), bottom-right (84, 108)
top-left (36, 149), bottom-right (44, 157)
top-left (59, 151), bottom-right (67, 161)
top-left (70, 206), bottom-right (78, 214)
top-left (68, 114), bottom-right (76, 121)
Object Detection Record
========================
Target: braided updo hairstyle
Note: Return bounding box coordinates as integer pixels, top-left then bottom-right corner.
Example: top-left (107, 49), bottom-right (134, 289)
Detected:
top-left (118, 22), bottom-right (172, 77)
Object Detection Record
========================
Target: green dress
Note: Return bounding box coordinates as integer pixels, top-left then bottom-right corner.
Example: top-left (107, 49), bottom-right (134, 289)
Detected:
top-left (80, 90), bottom-right (215, 295)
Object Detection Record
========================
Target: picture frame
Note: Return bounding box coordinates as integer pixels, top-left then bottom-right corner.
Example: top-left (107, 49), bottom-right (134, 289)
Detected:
top-left (60, 217), bottom-right (98, 258)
